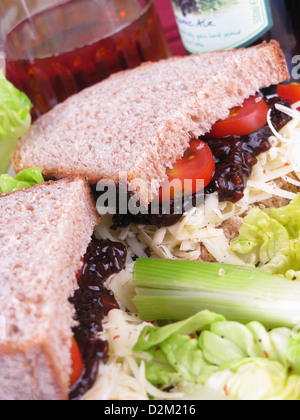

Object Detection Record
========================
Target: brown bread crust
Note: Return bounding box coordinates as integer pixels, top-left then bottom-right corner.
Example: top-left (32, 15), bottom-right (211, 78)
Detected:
top-left (0, 178), bottom-right (99, 400)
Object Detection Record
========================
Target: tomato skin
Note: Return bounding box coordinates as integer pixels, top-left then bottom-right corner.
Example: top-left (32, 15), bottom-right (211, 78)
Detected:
top-left (70, 337), bottom-right (84, 387)
top-left (76, 258), bottom-right (85, 280)
top-left (206, 96), bottom-right (270, 138)
top-left (277, 83), bottom-right (300, 108)
top-left (158, 139), bottom-right (215, 203)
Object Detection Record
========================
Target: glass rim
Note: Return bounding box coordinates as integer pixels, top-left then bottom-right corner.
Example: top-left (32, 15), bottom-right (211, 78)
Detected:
top-left (0, 0), bottom-right (155, 49)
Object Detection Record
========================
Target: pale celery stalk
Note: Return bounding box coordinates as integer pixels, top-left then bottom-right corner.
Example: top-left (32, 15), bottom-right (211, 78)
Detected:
top-left (133, 259), bottom-right (300, 328)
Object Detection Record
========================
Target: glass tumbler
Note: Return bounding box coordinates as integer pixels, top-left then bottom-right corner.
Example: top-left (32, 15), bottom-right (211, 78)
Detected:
top-left (0, 0), bottom-right (170, 120)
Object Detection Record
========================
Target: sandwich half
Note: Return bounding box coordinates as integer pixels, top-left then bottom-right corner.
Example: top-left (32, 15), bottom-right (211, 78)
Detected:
top-left (12, 41), bottom-right (289, 206)
top-left (0, 177), bottom-right (99, 400)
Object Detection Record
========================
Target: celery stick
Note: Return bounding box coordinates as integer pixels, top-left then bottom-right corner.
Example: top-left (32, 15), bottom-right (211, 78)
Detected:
top-left (133, 259), bottom-right (300, 301)
top-left (133, 259), bottom-right (300, 328)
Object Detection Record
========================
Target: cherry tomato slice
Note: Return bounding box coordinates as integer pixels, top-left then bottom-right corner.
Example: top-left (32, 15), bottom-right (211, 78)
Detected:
top-left (70, 337), bottom-right (84, 387)
top-left (206, 95), bottom-right (270, 138)
top-left (277, 83), bottom-right (300, 108)
top-left (158, 139), bottom-right (215, 203)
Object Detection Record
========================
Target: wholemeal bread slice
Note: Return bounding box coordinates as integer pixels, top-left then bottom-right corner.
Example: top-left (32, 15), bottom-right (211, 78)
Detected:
top-left (0, 177), bottom-right (99, 400)
top-left (12, 41), bottom-right (289, 205)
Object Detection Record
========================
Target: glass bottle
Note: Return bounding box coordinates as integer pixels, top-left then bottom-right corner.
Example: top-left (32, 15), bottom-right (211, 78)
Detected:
top-left (171, 0), bottom-right (300, 80)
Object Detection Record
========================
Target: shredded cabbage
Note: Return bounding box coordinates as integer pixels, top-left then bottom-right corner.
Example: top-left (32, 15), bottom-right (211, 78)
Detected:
top-left (82, 309), bottom-right (184, 401)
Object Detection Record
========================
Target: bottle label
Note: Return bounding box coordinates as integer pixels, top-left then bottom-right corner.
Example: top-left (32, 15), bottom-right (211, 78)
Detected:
top-left (172, 0), bottom-right (273, 53)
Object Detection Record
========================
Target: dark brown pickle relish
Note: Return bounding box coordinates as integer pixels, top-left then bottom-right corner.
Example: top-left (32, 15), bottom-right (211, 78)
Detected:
top-left (69, 239), bottom-right (127, 401)
top-left (203, 126), bottom-right (271, 203)
top-left (203, 97), bottom-right (292, 203)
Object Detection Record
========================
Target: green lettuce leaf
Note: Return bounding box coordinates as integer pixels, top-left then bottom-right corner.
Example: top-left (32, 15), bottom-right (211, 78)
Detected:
top-left (169, 359), bottom-right (300, 400)
top-left (287, 334), bottom-right (300, 376)
top-left (267, 196), bottom-right (300, 238)
top-left (134, 310), bottom-right (300, 400)
top-left (231, 196), bottom-right (300, 278)
top-left (0, 72), bottom-right (32, 174)
top-left (135, 311), bottom-right (224, 386)
top-left (0, 168), bottom-right (44, 194)
top-left (134, 310), bottom-right (225, 351)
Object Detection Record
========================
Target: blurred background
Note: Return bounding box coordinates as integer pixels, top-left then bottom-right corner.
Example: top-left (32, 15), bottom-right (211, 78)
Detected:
top-left (0, 0), bottom-right (185, 55)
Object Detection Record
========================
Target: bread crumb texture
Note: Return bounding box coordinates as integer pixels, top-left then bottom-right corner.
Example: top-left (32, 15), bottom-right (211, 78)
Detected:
top-left (0, 178), bottom-right (98, 400)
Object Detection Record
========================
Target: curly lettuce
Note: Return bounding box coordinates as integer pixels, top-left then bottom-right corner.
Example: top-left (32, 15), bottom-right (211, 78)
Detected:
top-left (0, 72), bottom-right (32, 174)
top-left (231, 196), bottom-right (300, 279)
top-left (134, 310), bottom-right (300, 400)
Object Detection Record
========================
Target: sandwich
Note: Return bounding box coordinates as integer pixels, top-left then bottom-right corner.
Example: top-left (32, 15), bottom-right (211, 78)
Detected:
top-left (0, 177), bottom-right (100, 400)
top-left (5, 40), bottom-right (300, 400)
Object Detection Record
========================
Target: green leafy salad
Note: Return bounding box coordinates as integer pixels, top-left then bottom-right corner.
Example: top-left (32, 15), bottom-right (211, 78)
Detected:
top-left (231, 196), bottom-right (300, 280)
top-left (129, 196), bottom-right (300, 400)
top-left (0, 167), bottom-right (44, 194)
top-left (0, 71), bottom-right (32, 175)
top-left (0, 74), bottom-right (44, 192)
top-left (2, 72), bottom-right (300, 401)
top-left (134, 310), bottom-right (300, 400)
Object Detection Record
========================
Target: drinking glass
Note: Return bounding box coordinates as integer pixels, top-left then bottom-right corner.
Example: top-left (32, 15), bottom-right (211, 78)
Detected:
top-left (0, 0), bottom-right (170, 120)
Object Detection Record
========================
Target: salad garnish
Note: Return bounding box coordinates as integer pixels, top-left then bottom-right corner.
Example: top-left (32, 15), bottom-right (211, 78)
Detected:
top-left (0, 168), bottom-right (44, 194)
top-left (231, 195), bottom-right (300, 279)
top-left (133, 309), bottom-right (300, 400)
